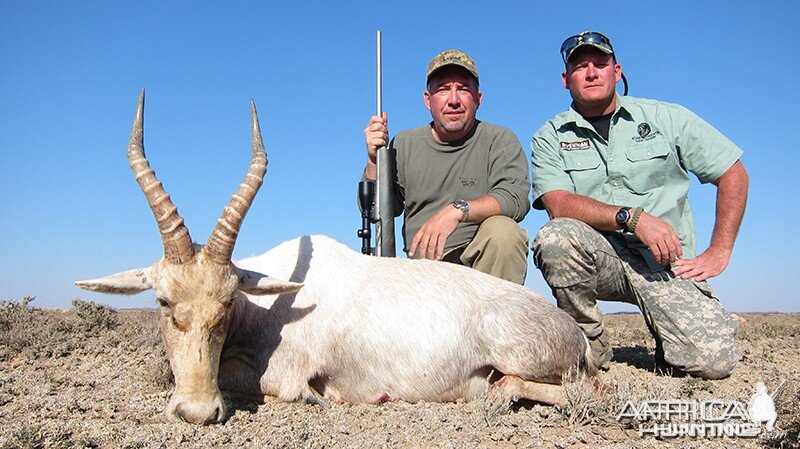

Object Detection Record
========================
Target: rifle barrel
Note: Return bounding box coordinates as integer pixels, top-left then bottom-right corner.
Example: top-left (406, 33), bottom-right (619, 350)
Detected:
top-left (374, 30), bottom-right (395, 257)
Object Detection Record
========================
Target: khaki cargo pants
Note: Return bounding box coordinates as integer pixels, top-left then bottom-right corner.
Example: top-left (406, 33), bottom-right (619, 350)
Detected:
top-left (443, 215), bottom-right (529, 285)
top-left (532, 218), bottom-right (739, 379)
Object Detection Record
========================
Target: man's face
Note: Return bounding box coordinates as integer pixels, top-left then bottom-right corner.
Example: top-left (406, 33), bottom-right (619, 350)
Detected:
top-left (562, 47), bottom-right (621, 115)
top-left (424, 66), bottom-right (481, 142)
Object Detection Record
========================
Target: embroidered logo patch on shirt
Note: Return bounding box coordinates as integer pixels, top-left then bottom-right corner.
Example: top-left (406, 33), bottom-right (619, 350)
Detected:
top-left (560, 140), bottom-right (590, 151)
top-left (637, 122), bottom-right (652, 138)
top-left (632, 123), bottom-right (662, 142)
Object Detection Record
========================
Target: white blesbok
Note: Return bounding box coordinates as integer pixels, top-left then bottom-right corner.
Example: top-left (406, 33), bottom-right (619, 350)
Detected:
top-left (76, 91), bottom-right (595, 425)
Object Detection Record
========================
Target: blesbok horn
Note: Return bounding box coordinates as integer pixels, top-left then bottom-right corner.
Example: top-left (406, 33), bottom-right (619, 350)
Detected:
top-left (127, 89), bottom-right (195, 264)
top-left (203, 99), bottom-right (267, 265)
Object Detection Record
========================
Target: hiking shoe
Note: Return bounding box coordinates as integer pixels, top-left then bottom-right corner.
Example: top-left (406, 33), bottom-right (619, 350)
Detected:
top-left (654, 346), bottom-right (689, 378)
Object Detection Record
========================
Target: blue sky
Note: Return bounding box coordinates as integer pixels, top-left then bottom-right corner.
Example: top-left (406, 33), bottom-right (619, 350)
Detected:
top-left (1, 1), bottom-right (797, 312)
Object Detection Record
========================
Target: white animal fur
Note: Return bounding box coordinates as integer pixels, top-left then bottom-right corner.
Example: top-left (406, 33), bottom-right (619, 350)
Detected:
top-left (220, 234), bottom-right (591, 404)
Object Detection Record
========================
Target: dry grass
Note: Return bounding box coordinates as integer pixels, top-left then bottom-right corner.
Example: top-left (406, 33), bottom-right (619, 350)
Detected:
top-left (0, 296), bottom-right (170, 389)
top-left (0, 425), bottom-right (90, 449)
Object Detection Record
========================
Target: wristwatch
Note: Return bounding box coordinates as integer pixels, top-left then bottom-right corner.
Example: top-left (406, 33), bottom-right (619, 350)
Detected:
top-left (452, 200), bottom-right (469, 223)
top-left (615, 207), bottom-right (631, 230)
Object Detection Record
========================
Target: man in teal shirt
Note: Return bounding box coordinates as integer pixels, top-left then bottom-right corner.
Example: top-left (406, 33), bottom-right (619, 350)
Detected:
top-left (531, 31), bottom-right (749, 379)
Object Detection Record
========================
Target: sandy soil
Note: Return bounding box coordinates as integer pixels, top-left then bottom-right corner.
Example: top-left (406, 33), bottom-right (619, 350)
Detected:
top-left (0, 298), bottom-right (797, 449)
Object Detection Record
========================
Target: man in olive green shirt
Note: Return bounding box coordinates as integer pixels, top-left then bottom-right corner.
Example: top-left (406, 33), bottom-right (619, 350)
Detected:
top-left (531, 31), bottom-right (749, 379)
top-left (363, 50), bottom-right (530, 284)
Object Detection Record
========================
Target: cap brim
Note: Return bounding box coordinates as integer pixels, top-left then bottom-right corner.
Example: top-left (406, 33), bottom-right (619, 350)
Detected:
top-left (426, 63), bottom-right (479, 82)
top-left (567, 42), bottom-right (613, 62)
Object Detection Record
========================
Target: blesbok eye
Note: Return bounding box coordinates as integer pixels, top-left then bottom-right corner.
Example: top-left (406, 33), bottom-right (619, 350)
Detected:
top-left (157, 298), bottom-right (169, 308)
top-left (209, 312), bottom-right (226, 331)
top-left (209, 318), bottom-right (221, 331)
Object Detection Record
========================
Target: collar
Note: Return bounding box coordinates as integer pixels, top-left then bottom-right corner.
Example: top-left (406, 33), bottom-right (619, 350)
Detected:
top-left (564, 93), bottom-right (632, 129)
top-left (427, 120), bottom-right (481, 151)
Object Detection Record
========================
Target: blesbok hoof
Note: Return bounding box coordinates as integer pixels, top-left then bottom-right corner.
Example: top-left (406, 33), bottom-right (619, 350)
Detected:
top-left (302, 391), bottom-right (330, 409)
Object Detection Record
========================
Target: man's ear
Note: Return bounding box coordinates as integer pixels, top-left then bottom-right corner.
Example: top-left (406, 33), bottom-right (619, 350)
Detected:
top-left (235, 267), bottom-right (304, 295)
top-left (562, 71), bottom-right (570, 90)
top-left (75, 268), bottom-right (153, 295)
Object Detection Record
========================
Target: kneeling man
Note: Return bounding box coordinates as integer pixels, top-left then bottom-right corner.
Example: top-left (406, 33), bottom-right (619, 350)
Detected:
top-left (531, 31), bottom-right (748, 379)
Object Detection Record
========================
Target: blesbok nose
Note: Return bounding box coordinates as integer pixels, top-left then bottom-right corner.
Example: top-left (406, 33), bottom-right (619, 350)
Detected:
top-left (170, 395), bottom-right (226, 425)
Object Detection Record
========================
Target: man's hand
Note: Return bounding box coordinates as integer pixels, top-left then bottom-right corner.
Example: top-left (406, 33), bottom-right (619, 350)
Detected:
top-left (670, 160), bottom-right (747, 282)
top-left (363, 112), bottom-right (388, 180)
top-left (671, 246), bottom-right (731, 282)
top-left (408, 204), bottom-right (462, 260)
top-left (634, 212), bottom-right (683, 265)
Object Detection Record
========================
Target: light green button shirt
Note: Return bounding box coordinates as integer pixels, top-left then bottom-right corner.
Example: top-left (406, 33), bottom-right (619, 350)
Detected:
top-left (531, 95), bottom-right (743, 260)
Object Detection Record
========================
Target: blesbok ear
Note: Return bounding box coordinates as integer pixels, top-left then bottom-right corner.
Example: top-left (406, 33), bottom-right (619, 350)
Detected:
top-left (75, 268), bottom-right (153, 294)
top-left (235, 267), bottom-right (304, 296)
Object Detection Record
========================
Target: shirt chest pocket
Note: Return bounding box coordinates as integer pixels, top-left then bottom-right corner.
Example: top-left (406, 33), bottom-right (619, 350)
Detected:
top-left (561, 150), bottom-right (604, 192)
top-left (623, 141), bottom-right (672, 192)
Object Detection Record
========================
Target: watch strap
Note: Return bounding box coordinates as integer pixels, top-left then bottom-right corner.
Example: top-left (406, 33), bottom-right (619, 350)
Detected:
top-left (627, 207), bottom-right (644, 233)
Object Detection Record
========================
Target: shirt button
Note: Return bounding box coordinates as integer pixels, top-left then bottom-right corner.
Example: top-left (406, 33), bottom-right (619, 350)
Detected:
top-left (646, 151), bottom-right (652, 157)
top-left (608, 156), bottom-right (614, 162)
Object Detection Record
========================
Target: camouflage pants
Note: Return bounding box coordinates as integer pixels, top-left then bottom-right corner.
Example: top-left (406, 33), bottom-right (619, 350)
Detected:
top-left (443, 216), bottom-right (529, 285)
top-left (532, 218), bottom-right (739, 379)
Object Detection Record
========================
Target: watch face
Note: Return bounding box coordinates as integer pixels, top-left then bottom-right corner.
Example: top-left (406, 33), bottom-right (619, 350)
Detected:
top-left (452, 200), bottom-right (469, 222)
top-left (616, 209), bottom-right (629, 224)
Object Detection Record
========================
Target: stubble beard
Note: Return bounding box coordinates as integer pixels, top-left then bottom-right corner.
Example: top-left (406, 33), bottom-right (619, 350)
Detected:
top-left (442, 119), bottom-right (467, 133)
top-left (438, 112), bottom-right (472, 136)
top-left (572, 87), bottom-right (615, 116)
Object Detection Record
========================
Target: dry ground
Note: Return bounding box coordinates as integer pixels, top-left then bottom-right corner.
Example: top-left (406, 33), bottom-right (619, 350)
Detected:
top-left (0, 297), bottom-right (797, 449)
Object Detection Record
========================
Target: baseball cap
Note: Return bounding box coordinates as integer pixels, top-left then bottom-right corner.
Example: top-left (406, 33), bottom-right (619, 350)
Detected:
top-left (426, 49), bottom-right (479, 84)
top-left (560, 31), bottom-right (615, 64)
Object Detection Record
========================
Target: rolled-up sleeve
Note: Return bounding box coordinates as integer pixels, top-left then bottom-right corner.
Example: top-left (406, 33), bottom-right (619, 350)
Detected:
top-left (531, 122), bottom-right (575, 210)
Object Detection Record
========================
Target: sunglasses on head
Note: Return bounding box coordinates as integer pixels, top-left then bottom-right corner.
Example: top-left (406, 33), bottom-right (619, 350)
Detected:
top-left (560, 31), bottom-right (614, 64)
